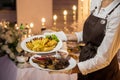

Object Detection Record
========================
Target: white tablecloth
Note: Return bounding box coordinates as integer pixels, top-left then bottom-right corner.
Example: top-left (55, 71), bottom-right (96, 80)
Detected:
top-left (16, 41), bottom-right (78, 80)
top-left (0, 55), bottom-right (17, 80)
top-left (17, 68), bottom-right (77, 80)
top-left (17, 63), bottom-right (120, 80)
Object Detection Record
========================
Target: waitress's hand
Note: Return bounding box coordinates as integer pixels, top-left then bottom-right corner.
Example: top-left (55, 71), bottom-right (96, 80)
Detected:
top-left (70, 64), bottom-right (81, 74)
top-left (49, 65), bottom-right (80, 74)
top-left (49, 64), bottom-right (81, 74)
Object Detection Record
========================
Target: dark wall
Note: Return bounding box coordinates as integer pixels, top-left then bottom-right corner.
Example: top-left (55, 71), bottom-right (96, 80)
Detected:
top-left (0, 0), bottom-right (16, 23)
top-left (0, 0), bottom-right (16, 10)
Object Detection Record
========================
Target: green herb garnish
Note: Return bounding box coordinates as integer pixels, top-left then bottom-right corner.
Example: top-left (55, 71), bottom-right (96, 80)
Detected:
top-left (46, 34), bottom-right (59, 42)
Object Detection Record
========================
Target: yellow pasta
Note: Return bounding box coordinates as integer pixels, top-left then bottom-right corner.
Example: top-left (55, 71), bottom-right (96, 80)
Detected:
top-left (26, 37), bottom-right (58, 52)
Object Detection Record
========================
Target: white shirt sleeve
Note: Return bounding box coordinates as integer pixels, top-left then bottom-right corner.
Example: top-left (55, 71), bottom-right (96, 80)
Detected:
top-left (77, 5), bottom-right (120, 75)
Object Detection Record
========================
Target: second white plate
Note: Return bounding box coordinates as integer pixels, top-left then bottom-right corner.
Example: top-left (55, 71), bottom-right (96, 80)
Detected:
top-left (29, 54), bottom-right (77, 71)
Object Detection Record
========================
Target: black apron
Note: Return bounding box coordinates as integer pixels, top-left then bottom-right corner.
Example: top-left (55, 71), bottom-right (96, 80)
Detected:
top-left (78, 2), bottom-right (120, 80)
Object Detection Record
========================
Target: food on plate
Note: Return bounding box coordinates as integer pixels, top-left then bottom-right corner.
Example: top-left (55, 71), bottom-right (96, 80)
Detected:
top-left (45, 34), bottom-right (59, 42)
top-left (26, 34), bottom-right (59, 52)
top-left (32, 55), bottom-right (69, 70)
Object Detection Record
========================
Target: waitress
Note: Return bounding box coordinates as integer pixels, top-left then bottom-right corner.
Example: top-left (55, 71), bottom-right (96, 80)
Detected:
top-left (70, 0), bottom-right (120, 80)
top-left (53, 0), bottom-right (120, 80)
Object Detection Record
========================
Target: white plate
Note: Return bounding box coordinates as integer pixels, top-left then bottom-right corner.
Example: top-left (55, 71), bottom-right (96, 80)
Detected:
top-left (29, 54), bottom-right (77, 71)
top-left (21, 35), bottom-right (63, 54)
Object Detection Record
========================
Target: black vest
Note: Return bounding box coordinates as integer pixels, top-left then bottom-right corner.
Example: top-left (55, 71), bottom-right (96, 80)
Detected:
top-left (78, 2), bottom-right (120, 80)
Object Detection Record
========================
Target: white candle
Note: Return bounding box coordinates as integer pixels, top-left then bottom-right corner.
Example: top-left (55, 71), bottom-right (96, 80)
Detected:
top-left (72, 5), bottom-right (77, 23)
top-left (28, 35), bottom-right (31, 37)
top-left (63, 10), bottom-right (68, 16)
top-left (53, 15), bottom-right (57, 25)
top-left (63, 10), bottom-right (68, 24)
top-left (15, 24), bottom-right (19, 30)
top-left (41, 18), bottom-right (46, 26)
top-left (41, 18), bottom-right (46, 32)
top-left (4, 25), bottom-right (7, 28)
top-left (30, 22), bottom-right (34, 28)
top-left (73, 5), bottom-right (77, 11)
top-left (53, 15), bottom-right (57, 21)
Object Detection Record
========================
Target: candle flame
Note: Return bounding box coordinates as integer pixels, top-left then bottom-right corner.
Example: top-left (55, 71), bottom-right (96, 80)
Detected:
top-left (72, 5), bottom-right (77, 11)
top-left (41, 18), bottom-right (46, 23)
top-left (30, 22), bottom-right (34, 28)
top-left (63, 10), bottom-right (68, 16)
top-left (53, 15), bottom-right (57, 21)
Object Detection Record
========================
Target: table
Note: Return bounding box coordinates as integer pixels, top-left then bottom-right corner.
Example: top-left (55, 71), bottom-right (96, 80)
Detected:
top-left (17, 68), bottom-right (77, 80)
top-left (1, 30), bottom-right (120, 80)
top-left (0, 55), bottom-right (17, 80)
top-left (16, 41), bottom-right (79, 80)
top-left (16, 41), bottom-right (120, 80)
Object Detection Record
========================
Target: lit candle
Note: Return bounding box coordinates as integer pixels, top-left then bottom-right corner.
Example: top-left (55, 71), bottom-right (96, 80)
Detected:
top-left (4, 25), bottom-right (7, 28)
top-left (41, 18), bottom-right (46, 32)
top-left (28, 35), bottom-right (31, 37)
top-left (72, 5), bottom-right (77, 14)
top-left (53, 15), bottom-right (57, 21)
top-left (28, 23), bottom-right (34, 36)
top-left (41, 18), bottom-right (46, 26)
top-left (30, 22), bottom-right (34, 28)
top-left (15, 24), bottom-right (19, 30)
top-left (63, 10), bottom-right (68, 24)
top-left (53, 15), bottom-right (57, 25)
top-left (63, 10), bottom-right (68, 16)
top-left (72, 5), bottom-right (77, 23)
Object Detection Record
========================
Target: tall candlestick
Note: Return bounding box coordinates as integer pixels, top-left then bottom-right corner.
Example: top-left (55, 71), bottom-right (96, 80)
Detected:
top-left (63, 10), bottom-right (68, 25)
top-left (53, 14), bottom-right (57, 26)
top-left (63, 10), bottom-right (69, 33)
top-left (72, 5), bottom-right (77, 23)
top-left (52, 14), bottom-right (59, 31)
top-left (29, 22), bottom-right (34, 36)
top-left (30, 22), bottom-right (34, 28)
top-left (41, 18), bottom-right (46, 26)
top-left (41, 18), bottom-right (46, 32)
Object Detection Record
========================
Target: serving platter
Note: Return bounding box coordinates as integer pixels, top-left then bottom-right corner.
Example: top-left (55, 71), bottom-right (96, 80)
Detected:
top-left (21, 35), bottom-right (63, 54)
